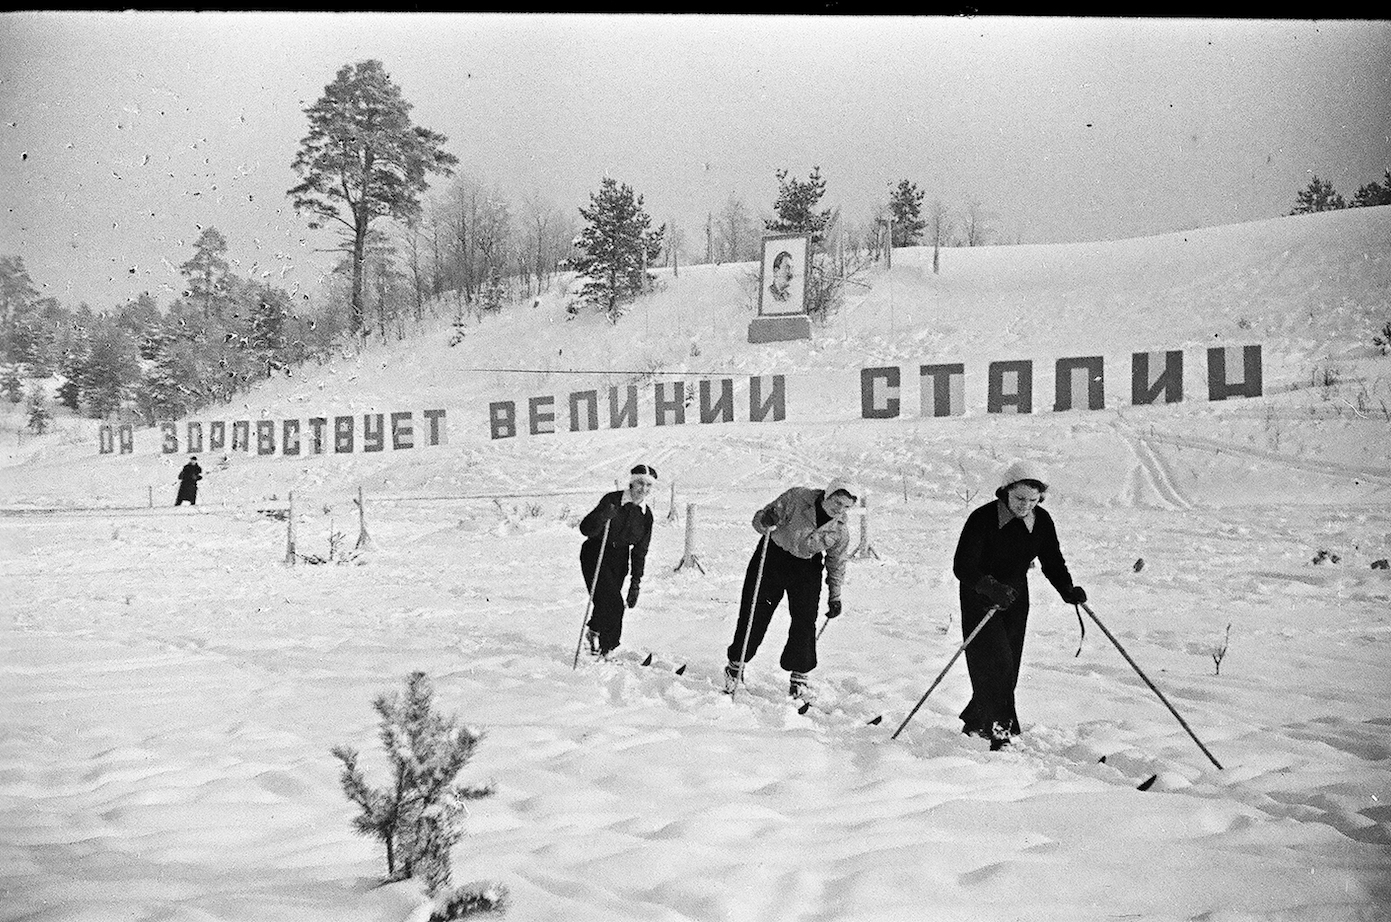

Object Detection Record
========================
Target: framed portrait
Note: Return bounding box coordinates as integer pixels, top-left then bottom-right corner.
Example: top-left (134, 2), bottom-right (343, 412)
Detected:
top-left (756, 233), bottom-right (810, 317)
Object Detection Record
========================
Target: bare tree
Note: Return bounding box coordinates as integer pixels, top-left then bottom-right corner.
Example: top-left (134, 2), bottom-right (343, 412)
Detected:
top-left (715, 192), bottom-right (757, 263)
top-left (521, 194), bottom-right (574, 297)
top-left (963, 198), bottom-right (994, 247)
top-left (926, 199), bottom-right (951, 274)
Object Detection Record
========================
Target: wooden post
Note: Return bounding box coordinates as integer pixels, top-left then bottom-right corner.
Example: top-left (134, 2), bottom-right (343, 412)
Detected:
top-left (284, 491), bottom-right (296, 565)
top-left (665, 480), bottom-right (678, 524)
top-left (148, 485), bottom-right (154, 508)
top-left (673, 502), bottom-right (705, 574)
top-left (851, 494), bottom-right (879, 560)
top-left (354, 485), bottom-right (371, 550)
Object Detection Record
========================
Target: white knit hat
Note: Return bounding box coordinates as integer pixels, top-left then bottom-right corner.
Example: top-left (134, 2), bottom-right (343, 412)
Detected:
top-left (999, 459), bottom-right (1047, 491)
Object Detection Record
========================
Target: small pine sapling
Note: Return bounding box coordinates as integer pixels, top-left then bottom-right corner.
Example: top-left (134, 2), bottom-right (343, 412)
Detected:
top-left (331, 672), bottom-right (498, 897)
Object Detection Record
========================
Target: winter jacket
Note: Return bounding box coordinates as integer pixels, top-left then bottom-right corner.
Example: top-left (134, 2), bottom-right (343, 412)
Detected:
top-left (579, 489), bottom-right (653, 584)
top-left (752, 479), bottom-right (854, 600)
top-left (953, 499), bottom-right (1075, 607)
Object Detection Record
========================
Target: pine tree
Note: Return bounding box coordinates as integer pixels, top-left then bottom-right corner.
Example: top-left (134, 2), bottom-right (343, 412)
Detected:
top-left (1351, 169), bottom-right (1391, 208)
top-left (179, 229), bottom-right (234, 319)
top-left (0, 255), bottom-right (40, 364)
top-left (331, 672), bottom-right (496, 896)
top-left (247, 283), bottom-right (292, 373)
top-left (80, 320), bottom-right (141, 418)
top-left (25, 386), bottom-right (51, 434)
top-left (290, 60), bottom-right (458, 337)
top-left (765, 167), bottom-right (834, 244)
top-left (1, 367), bottom-right (22, 403)
top-left (887, 179), bottom-right (927, 247)
top-left (570, 177), bottom-right (665, 323)
top-left (1290, 176), bottom-right (1346, 215)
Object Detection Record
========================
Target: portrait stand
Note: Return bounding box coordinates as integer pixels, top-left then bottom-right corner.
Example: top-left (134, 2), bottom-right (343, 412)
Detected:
top-left (748, 233), bottom-right (812, 344)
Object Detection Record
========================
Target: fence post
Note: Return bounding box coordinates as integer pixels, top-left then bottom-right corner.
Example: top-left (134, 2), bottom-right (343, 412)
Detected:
top-left (666, 479), bottom-right (678, 523)
top-left (148, 485), bottom-right (154, 508)
top-left (284, 491), bottom-right (296, 565)
top-left (851, 494), bottom-right (879, 560)
top-left (673, 502), bottom-right (705, 573)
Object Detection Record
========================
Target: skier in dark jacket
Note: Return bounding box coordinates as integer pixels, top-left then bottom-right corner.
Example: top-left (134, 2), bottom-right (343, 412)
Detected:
top-left (952, 459), bottom-right (1086, 750)
top-left (578, 463), bottom-right (657, 657)
top-left (175, 456), bottom-right (202, 506)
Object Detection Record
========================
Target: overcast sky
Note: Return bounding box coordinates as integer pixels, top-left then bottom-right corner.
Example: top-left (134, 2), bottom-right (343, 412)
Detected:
top-left (2, 12), bottom-right (1389, 311)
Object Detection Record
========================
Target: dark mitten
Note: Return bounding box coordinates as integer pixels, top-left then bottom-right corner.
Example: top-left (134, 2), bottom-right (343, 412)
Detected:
top-left (1065, 585), bottom-right (1087, 605)
top-left (759, 507), bottom-right (780, 531)
top-left (825, 598), bottom-right (842, 619)
top-left (626, 581), bottom-right (640, 608)
top-left (975, 576), bottom-right (1017, 609)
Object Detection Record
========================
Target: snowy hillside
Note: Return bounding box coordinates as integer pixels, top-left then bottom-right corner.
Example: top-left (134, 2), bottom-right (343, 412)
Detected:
top-left (2, 209), bottom-right (1390, 922)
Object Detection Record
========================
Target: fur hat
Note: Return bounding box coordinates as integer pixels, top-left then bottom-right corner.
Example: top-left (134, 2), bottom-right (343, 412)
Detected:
top-left (999, 459), bottom-right (1047, 492)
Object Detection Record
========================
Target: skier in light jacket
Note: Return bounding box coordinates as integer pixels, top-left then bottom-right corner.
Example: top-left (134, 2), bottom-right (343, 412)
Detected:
top-left (723, 476), bottom-right (861, 700)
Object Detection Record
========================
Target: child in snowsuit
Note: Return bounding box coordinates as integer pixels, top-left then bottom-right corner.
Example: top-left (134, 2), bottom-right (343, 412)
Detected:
top-left (578, 464), bottom-right (657, 657)
top-left (952, 459), bottom-right (1087, 749)
top-left (724, 477), bottom-right (860, 700)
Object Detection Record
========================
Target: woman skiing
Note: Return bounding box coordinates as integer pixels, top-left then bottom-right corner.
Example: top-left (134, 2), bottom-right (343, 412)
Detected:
top-left (723, 476), bottom-right (860, 701)
top-left (578, 464), bottom-right (657, 657)
top-left (952, 459), bottom-right (1087, 749)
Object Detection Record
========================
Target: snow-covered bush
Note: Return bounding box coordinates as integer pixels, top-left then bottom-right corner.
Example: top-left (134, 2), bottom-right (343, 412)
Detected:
top-left (331, 671), bottom-right (499, 897)
top-left (1373, 321), bottom-right (1391, 356)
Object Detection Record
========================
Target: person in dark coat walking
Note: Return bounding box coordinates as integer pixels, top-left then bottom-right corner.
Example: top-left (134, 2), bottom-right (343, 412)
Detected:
top-left (723, 476), bottom-right (860, 701)
top-left (952, 459), bottom-right (1086, 750)
top-left (578, 463), bottom-right (657, 657)
top-left (175, 456), bottom-right (202, 506)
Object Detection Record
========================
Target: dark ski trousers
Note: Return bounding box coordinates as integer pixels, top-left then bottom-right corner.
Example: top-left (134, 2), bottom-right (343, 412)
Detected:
top-left (580, 542), bottom-right (628, 654)
top-left (726, 539), bottom-right (822, 674)
top-left (175, 486), bottom-right (197, 506)
top-left (958, 583), bottom-right (1030, 738)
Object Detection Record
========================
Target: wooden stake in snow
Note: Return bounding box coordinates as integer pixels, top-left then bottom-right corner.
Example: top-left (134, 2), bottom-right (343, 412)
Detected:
top-left (851, 495), bottom-right (879, 560)
top-left (665, 480), bottom-right (678, 524)
top-left (354, 486), bottom-right (371, 550)
top-left (673, 503), bottom-right (705, 574)
top-left (285, 491), bottom-right (296, 565)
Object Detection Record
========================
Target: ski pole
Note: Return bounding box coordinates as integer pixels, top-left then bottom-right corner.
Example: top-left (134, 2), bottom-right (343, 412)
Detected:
top-left (571, 518), bottom-right (612, 669)
top-left (891, 605), bottom-right (1001, 740)
top-left (731, 533), bottom-right (771, 700)
top-left (816, 617), bottom-right (831, 640)
top-left (1080, 602), bottom-right (1224, 770)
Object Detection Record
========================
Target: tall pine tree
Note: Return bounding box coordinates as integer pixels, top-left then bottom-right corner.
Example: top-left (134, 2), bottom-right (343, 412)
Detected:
top-left (765, 167), bottom-right (834, 244)
top-left (1290, 176), bottom-right (1346, 214)
top-left (887, 180), bottom-right (927, 247)
top-left (570, 177), bottom-right (665, 323)
top-left (289, 60), bottom-right (458, 337)
top-left (179, 229), bottom-right (233, 319)
top-left (1352, 169), bottom-right (1391, 208)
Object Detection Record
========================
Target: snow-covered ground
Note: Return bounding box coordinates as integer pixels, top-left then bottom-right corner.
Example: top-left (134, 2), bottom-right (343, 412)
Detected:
top-left (2, 208), bottom-right (1389, 921)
